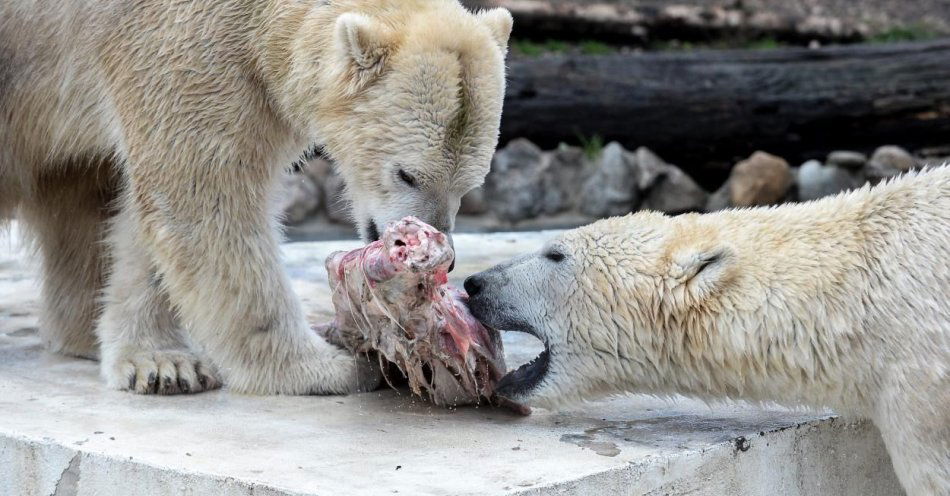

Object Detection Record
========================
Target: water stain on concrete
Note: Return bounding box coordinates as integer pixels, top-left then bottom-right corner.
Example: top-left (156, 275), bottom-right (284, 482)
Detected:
top-left (558, 414), bottom-right (766, 456)
top-left (560, 433), bottom-right (621, 457)
top-left (8, 327), bottom-right (37, 337)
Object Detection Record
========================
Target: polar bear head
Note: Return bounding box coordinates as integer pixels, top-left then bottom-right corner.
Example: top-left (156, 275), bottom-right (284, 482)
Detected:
top-left (298, 1), bottom-right (513, 246)
top-left (466, 212), bottom-right (739, 408)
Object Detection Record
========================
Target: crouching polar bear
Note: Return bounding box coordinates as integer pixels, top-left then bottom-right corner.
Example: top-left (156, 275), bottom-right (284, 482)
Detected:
top-left (466, 167), bottom-right (949, 495)
top-left (0, 0), bottom-right (512, 395)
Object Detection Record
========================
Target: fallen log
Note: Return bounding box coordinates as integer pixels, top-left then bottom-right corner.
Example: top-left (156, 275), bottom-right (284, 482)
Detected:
top-left (501, 40), bottom-right (950, 187)
top-left (463, 0), bottom-right (870, 45)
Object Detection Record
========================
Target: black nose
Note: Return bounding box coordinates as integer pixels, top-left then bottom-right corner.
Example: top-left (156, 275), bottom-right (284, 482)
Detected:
top-left (463, 274), bottom-right (482, 297)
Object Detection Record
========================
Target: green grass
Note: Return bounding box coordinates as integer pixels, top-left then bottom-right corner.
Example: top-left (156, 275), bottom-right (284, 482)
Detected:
top-left (512, 39), bottom-right (570, 57)
top-left (650, 40), bottom-right (694, 51)
top-left (513, 26), bottom-right (937, 59)
top-left (579, 40), bottom-right (613, 55)
top-left (650, 37), bottom-right (785, 51)
top-left (745, 38), bottom-right (782, 50)
top-left (576, 133), bottom-right (605, 161)
top-left (512, 39), bottom-right (615, 57)
top-left (869, 24), bottom-right (938, 43)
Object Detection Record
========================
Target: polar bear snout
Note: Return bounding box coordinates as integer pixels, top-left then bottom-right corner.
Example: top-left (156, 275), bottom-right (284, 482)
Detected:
top-left (464, 254), bottom-right (562, 403)
top-left (462, 272), bottom-right (503, 328)
top-left (462, 273), bottom-right (484, 297)
top-left (463, 262), bottom-right (520, 332)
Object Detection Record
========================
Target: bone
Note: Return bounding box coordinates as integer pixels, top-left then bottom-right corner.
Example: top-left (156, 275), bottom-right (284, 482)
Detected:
top-left (315, 217), bottom-right (528, 413)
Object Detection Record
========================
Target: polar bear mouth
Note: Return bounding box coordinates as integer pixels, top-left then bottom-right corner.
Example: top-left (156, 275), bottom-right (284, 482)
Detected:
top-left (495, 348), bottom-right (549, 399)
top-left (464, 296), bottom-right (549, 399)
top-left (366, 220), bottom-right (381, 242)
top-left (492, 322), bottom-right (550, 399)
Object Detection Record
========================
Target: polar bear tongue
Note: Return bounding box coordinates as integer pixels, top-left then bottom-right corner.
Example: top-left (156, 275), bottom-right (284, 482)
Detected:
top-left (318, 217), bottom-right (527, 414)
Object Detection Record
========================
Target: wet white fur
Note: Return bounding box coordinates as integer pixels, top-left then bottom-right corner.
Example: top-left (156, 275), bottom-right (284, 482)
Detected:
top-left (0, 0), bottom-right (511, 394)
top-left (477, 167), bottom-right (949, 495)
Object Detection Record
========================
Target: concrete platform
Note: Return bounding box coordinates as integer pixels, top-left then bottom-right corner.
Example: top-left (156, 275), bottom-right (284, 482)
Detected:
top-left (0, 227), bottom-right (903, 496)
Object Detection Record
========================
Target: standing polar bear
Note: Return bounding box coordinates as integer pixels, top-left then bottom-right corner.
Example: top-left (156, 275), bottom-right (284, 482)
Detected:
top-left (466, 167), bottom-right (950, 495)
top-left (0, 0), bottom-right (512, 395)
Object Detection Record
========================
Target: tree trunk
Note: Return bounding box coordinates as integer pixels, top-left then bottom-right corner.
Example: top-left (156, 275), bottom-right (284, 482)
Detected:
top-left (501, 40), bottom-right (950, 187)
top-left (463, 0), bottom-right (869, 45)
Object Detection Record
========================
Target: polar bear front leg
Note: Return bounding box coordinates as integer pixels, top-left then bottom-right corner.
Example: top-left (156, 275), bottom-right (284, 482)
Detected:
top-left (97, 206), bottom-right (220, 394)
top-left (874, 370), bottom-right (950, 496)
top-left (115, 143), bottom-right (378, 395)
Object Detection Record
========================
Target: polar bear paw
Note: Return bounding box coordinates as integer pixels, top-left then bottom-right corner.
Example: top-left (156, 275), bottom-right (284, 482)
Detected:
top-left (291, 345), bottom-right (383, 395)
top-left (103, 349), bottom-right (221, 395)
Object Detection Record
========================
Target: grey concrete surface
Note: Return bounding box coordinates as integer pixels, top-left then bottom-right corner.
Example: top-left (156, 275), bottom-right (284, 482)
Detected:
top-left (0, 226), bottom-right (903, 495)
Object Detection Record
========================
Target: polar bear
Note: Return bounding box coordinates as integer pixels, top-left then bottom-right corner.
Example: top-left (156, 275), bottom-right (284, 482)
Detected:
top-left (466, 166), bottom-right (950, 495)
top-left (0, 0), bottom-right (512, 395)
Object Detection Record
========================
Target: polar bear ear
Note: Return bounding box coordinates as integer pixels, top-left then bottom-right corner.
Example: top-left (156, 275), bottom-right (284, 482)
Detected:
top-left (477, 8), bottom-right (514, 52)
top-left (335, 13), bottom-right (395, 71)
top-left (670, 246), bottom-right (735, 301)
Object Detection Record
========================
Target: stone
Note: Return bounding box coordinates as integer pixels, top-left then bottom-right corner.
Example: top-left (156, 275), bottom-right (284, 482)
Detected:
top-left (544, 144), bottom-right (591, 213)
top-left (797, 160), bottom-right (863, 201)
top-left (484, 139), bottom-right (553, 223)
top-left (920, 157), bottom-right (950, 171)
top-left (866, 145), bottom-right (917, 183)
top-left (642, 168), bottom-right (708, 214)
top-left (290, 157), bottom-right (353, 226)
top-left (729, 151), bottom-right (793, 207)
top-left (826, 151), bottom-right (868, 170)
top-left (303, 156), bottom-right (333, 184)
top-left (280, 157), bottom-right (340, 225)
top-left (459, 186), bottom-right (488, 215)
top-left (633, 147), bottom-right (670, 190)
top-left (705, 182), bottom-right (732, 211)
top-left (637, 150), bottom-right (708, 214)
top-left (279, 171), bottom-right (322, 225)
top-left (321, 170), bottom-right (351, 225)
top-left (0, 227), bottom-right (906, 496)
top-left (579, 142), bottom-right (641, 217)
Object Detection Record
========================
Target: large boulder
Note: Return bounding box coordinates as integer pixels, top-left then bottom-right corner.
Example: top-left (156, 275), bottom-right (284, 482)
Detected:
top-left (632, 147), bottom-right (669, 191)
top-left (483, 139), bottom-right (553, 223)
top-left (580, 143), bottom-right (707, 216)
top-left (826, 150), bottom-right (867, 170)
top-left (579, 142), bottom-right (641, 217)
top-left (300, 157), bottom-right (353, 226)
top-left (729, 151), bottom-right (793, 207)
top-left (637, 148), bottom-right (708, 214)
top-left (459, 186), bottom-right (488, 216)
top-left (865, 145), bottom-right (917, 183)
top-left (280, 171), bottom-right (321, 225)
top-left (797, 160), bottom-right (863, 201)
top-left (705, 182), bottom-right (731, 212)
top-left (544, 144), bottom-right (591, 213)
top-left (322, 169), bottom-right (351, 225)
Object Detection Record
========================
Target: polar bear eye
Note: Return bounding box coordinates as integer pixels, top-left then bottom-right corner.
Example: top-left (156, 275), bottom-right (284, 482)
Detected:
top-left (544, 250), bottom-right (566, 263)
top-left (397, 168), bottom-right (418, 188)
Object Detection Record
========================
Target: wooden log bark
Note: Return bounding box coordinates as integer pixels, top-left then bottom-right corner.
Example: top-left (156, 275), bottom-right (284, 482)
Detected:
top-left (463, 0), bottom-right (870, 45)
top-left (501, 40), bottom-right (950, 187)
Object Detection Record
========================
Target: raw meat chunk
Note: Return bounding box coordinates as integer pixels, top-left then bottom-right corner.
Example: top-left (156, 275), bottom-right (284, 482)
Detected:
top-left (316, 217), bottom-right (527, 413)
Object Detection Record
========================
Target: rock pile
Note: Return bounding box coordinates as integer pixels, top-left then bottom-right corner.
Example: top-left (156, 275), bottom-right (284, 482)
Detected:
top-left (282, 142), bottom-right (937, 232)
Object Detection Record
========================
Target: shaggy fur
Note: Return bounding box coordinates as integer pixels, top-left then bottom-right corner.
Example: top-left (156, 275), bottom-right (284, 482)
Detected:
top-left (0, 0), bottom-right (511, 395)
top-left (468, 167), bottom-right (949, 496)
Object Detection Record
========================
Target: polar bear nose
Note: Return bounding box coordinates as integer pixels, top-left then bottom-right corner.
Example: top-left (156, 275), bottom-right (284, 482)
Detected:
top-left (463, 274), bottom-right (483, 297)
